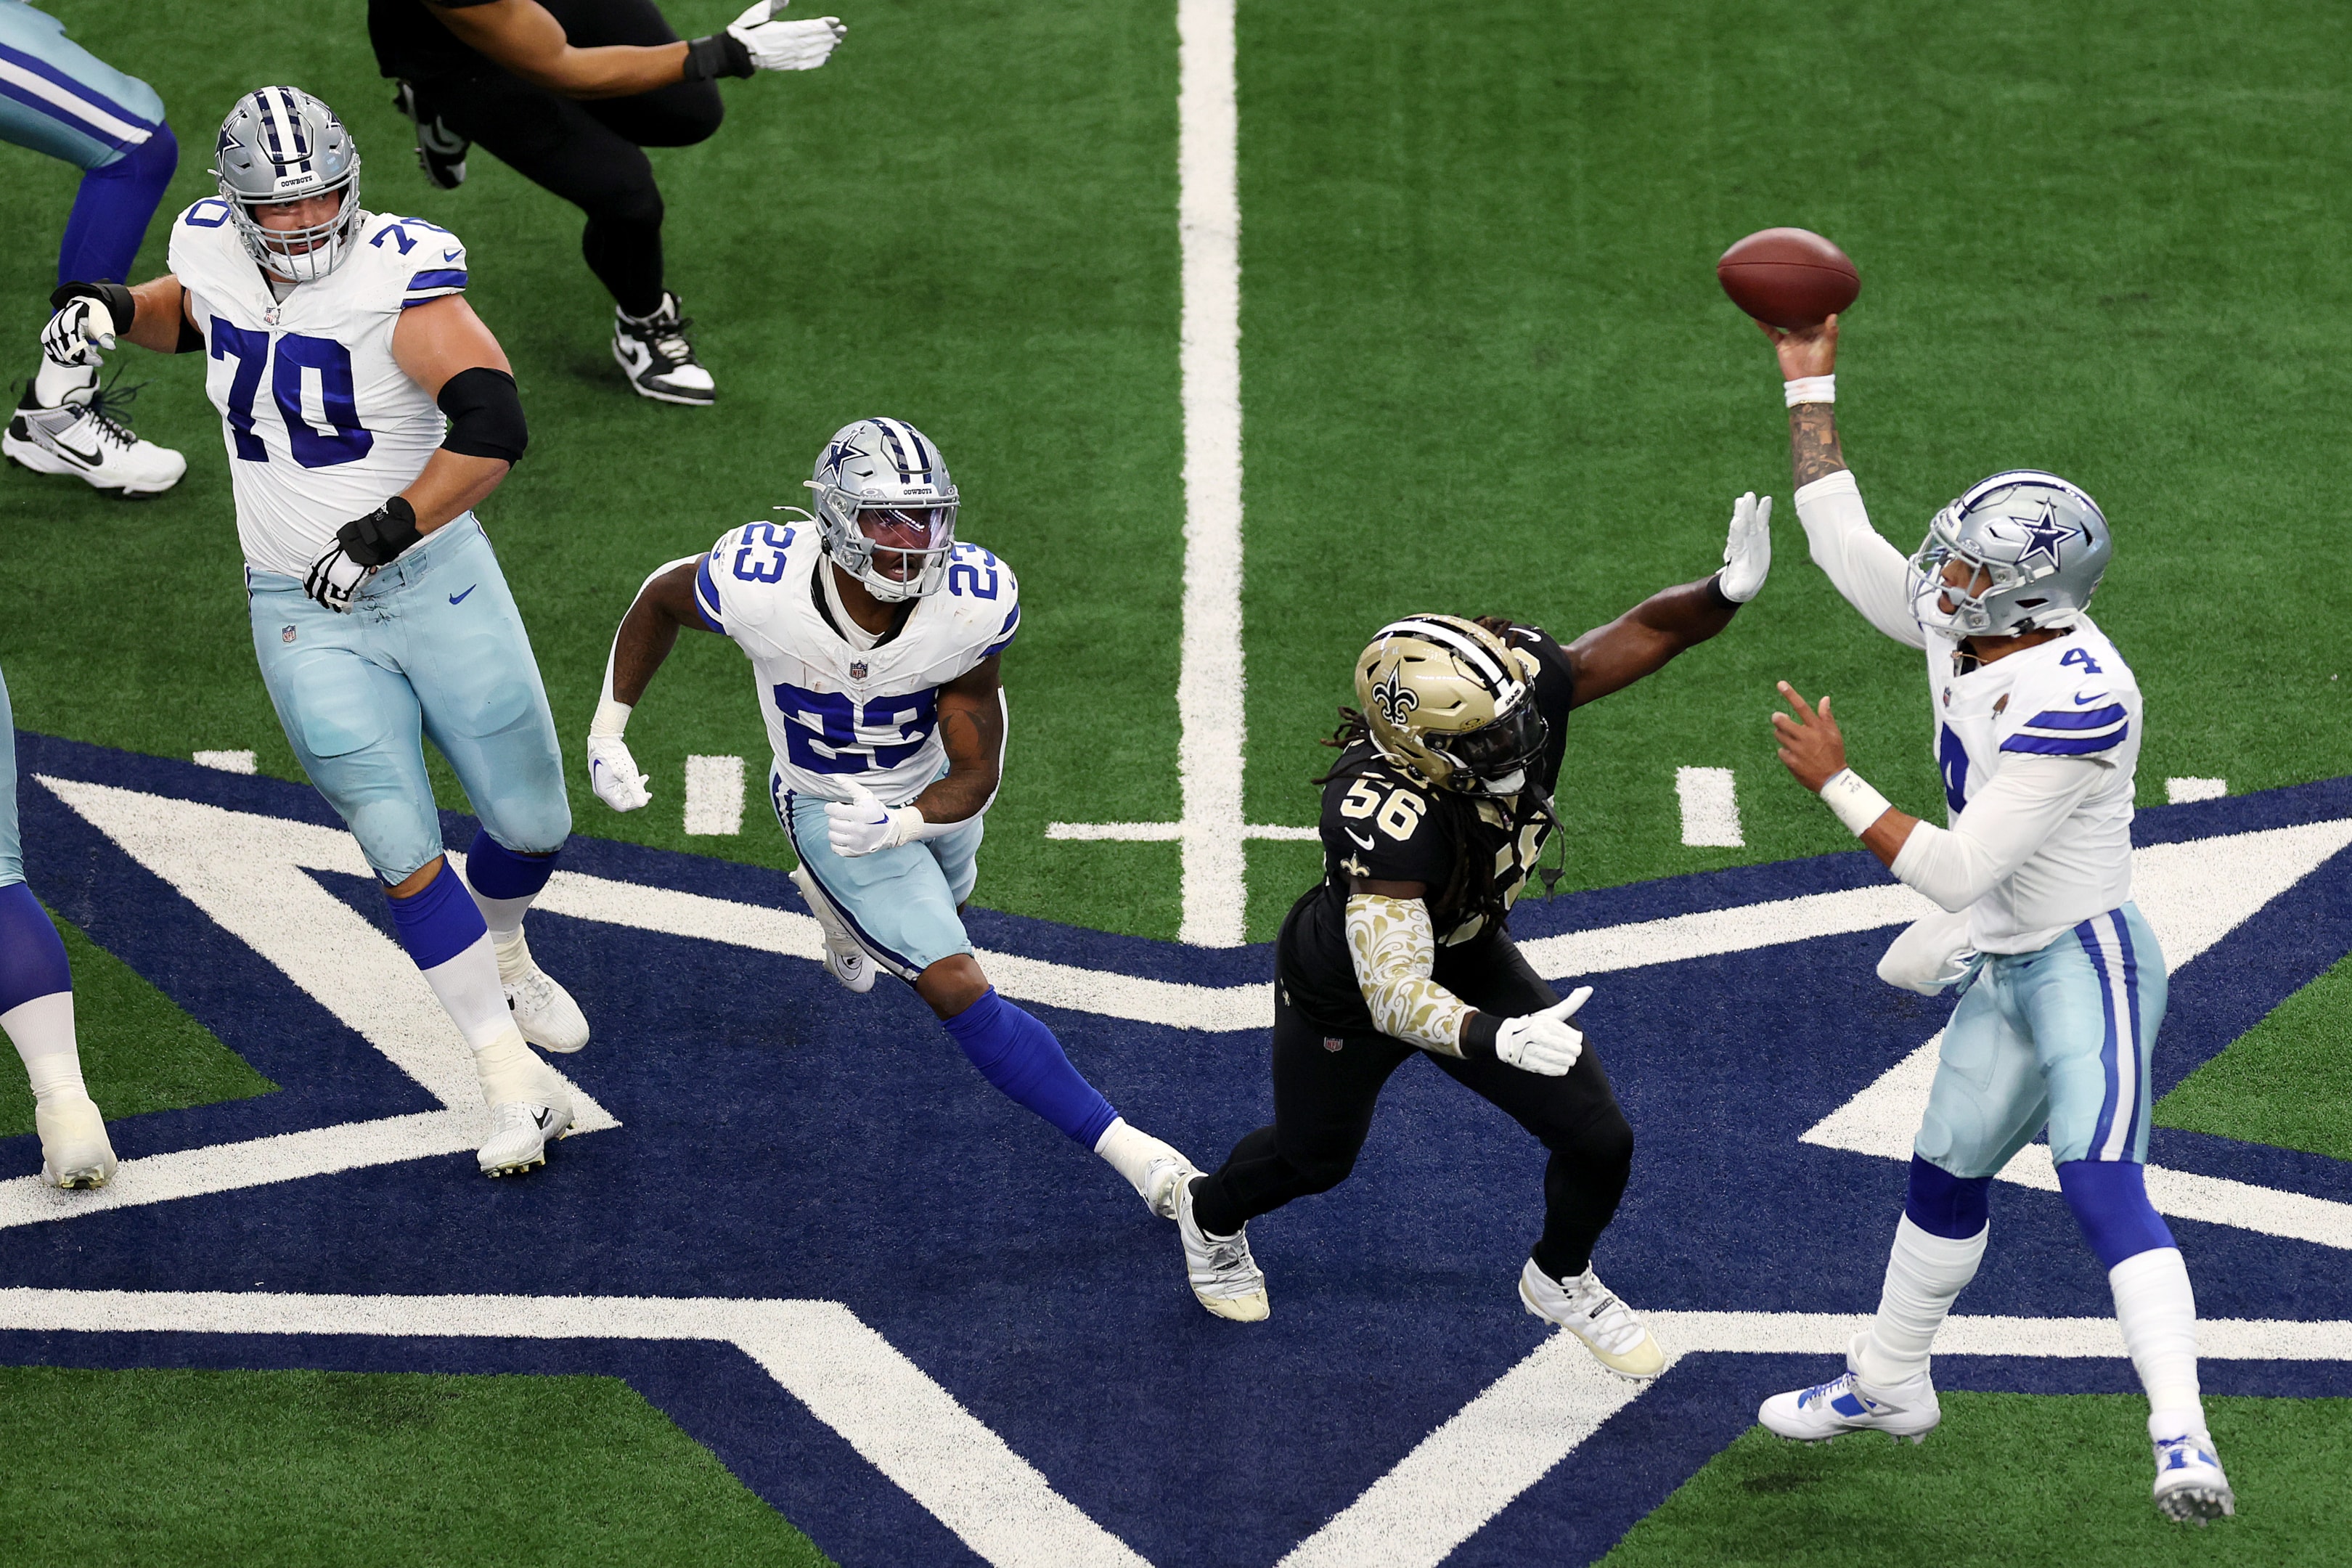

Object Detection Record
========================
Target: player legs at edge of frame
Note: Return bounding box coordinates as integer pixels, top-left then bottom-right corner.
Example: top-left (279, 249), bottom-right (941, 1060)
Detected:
top-left (1747, 311), bottom-right (2232, 1525)
top-left (587, 416), bottom-right (1201, 1222)
top-left (0, 1), bottom-right (184, 495)
top-left (37, 86), bottom-right (590, 1177)
top-left (0, 662), bottom-right (116, 1187)
top-left (1180, 492), bottom-right (1775, 1365)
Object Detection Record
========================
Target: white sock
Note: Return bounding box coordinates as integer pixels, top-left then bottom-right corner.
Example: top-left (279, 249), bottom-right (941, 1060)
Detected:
top-left (1092, 1116), bottom-right (1183, 1199)
top-left (2111, 1247), bottom-right (2206, 1439)
top-left (1854, 1214), bottom-right (1988, 1386)
top-left (30, 358), bottom-right (94, 409)
top-left (419, 932), bottom-right (516, 1051)
top-left (470, 889), bottom-right (536, 942)
top-left (1, 992), bottom-right (89, 1103)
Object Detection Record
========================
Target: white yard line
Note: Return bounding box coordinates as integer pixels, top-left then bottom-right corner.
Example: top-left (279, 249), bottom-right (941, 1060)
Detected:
top-left (1674, 767), bottom-right (1744, 848)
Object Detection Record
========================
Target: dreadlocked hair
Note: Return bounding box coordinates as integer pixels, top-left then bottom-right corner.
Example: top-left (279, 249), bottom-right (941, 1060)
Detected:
top-left (1311, 705), bottom-right (1523, 934)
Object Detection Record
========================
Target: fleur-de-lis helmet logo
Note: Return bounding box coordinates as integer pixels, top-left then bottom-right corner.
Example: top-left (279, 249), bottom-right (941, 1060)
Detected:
top-left (1371, 666), bottom-right (1418, 731)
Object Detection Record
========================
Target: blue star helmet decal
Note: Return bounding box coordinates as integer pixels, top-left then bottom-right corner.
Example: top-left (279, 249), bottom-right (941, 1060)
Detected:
top-left (820, 436), bottom-right (865, 483)
top-left (2012, 500), bottom-right (2079, 573)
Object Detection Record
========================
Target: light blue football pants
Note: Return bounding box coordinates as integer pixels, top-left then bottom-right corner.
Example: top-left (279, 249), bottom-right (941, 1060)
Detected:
top-left (774, 768), bottom-right (984, 981)
top-left (1916, 902), bottom-right (2168, 1178)
top-left (247, 516), bottom-right (570, 885)
top-left (0, 661), bottom-right (20, 889)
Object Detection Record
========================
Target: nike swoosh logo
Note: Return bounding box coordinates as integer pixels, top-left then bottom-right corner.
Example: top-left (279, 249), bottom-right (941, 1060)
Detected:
top-left (533, 1108), bottom-right (553, 1130)
top-left (442, 248), bottom-right (460, 261)
top-left (448, 585), bottom-right (477, 605)
top-left (2073, 690), bottom-right (2108, 704)
top-left (1345, 828), bottom-right (1375, 849)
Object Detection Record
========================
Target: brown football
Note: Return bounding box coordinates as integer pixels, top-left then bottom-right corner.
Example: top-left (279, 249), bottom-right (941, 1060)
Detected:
top-left (1717, 228), bottom-right (1861, 329)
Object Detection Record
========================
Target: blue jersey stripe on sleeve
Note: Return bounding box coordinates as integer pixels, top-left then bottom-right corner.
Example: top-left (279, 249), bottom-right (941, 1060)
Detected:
top-left (2002, 725), bottom-right (2129, 756)
top-left (407, 269), bottom-right (467, 292)
top-left (2025, 704), bottom-right (2128, 731)
top-left (981, 603), bottom-right (1021, 657)
top-left (693, 553), bottom-right (726, 633)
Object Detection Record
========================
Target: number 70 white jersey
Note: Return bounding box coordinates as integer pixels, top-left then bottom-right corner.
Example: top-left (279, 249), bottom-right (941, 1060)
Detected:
top-left (168, 202), bottom-right (470, 579)
top-left (695, 519), bottom-right (1022, 806)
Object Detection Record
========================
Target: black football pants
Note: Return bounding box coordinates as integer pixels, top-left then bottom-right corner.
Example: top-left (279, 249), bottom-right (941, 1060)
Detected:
top-left (1190, 934), bottom-right (1635, 1281)
top-left (411, 0), bottom-right (724, 316)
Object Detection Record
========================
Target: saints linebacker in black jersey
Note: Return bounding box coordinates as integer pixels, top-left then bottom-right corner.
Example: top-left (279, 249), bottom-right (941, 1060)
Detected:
top-left (1176, 493), bottom-right (1774, 1378)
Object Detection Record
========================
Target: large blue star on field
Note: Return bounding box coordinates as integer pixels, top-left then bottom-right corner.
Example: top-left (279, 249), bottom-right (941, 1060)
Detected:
top-left (5, 732), bottom-right (2352, 1568)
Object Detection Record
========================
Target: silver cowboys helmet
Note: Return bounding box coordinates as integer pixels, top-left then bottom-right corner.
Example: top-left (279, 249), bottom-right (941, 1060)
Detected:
top-left (1909, 470), bottom-right (2112, 638)
top-left (1355, 615), bottom-right (1548, 796)
top-left (213, 86), bottom-right (362, 285)
top-left (803, 417), bottom-right (960, 603)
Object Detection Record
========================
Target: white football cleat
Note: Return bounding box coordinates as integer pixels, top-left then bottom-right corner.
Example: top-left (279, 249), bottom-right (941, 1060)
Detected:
top-left (612, 293), bottom-right (715, 406)
top-left (1759, 1347), bottom-right (1940, 1444)
top-left (477, 1098), bottom-right (573, 1177)
top-left (2152, 1430), bottom-right (2235, 1524)
top-left (789, 864), bottom-right (875, 994)
top-left (35, 1094), bottom-right (117, 1190)
top-left (494, 928), bottom-right (589, 1053)
top-left (1140, 1152), bottom-right (1195, 1221)
top-left (1177, 1175), bottom-right (1268, 1322)
top-left (1520, 1259), bottom-right (1667, 1379)
top-left (5, 374), bottom-right (185, 497)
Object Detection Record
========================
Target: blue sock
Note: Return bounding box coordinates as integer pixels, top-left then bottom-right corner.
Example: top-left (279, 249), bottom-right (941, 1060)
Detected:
top-left (940, 987), bottom-right (1117, 1147)
top-left (1903, 1154), bottom-right (1991, 1240)
top-left (0, 882), bottom-right (71, 1014)
top-left (2057, 1159), bottom-right (2176, 1267)
top-left (58, 123), bottom-right (178, 285)
top-left (385, 861), bottom-right (487, 969)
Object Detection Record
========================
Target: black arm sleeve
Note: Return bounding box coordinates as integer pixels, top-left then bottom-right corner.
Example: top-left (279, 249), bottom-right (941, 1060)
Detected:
top-left (176, 311), bottom-right (204, 354)
top-left (49, 280), bottom-right (136, 335)
top-left (436, 365), bottom-right (528, 462)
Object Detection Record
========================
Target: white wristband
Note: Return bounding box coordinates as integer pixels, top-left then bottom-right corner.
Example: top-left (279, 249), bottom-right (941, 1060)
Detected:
top-left (1818, 768), bottom-right (1892, 836)
top-left (1784, 375), bottom-right (1835, 408)
top-left (589, 697), bottom-right (633, 738)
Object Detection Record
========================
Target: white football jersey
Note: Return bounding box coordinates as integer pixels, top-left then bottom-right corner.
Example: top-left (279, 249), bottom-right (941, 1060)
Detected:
top-left (695, 519), bottom-right (1022, 805)
top-left (168, 202), bottom-right (468, 578)
top-left (1794, 470), bottom-right (2142, 952)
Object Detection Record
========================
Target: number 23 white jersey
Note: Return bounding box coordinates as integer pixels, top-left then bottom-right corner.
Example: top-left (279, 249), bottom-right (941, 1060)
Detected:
top-left (695, 520), bottom-right (1022, 806)
top-left (168, 202), bottom-right (470, 579)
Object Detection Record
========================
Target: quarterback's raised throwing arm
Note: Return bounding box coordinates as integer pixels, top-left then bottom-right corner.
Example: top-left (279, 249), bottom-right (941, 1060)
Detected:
top-left (589, 417), bottom-right (1203, 1242)
top-left (38, 86), bottom-right (587, 1180)
top-left (1747, 314), bottom-right (2234, 1524)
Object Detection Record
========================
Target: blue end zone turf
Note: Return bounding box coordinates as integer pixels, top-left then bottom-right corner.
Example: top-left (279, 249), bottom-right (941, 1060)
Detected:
top-left (5, 730), bottom-right (2351, 1567)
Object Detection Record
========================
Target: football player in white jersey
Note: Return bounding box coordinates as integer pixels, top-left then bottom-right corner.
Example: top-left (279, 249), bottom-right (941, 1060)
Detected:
top-left (1750, 316), bottom-right (2232, 1524)
top-left (589, 417), bottom-right (1201, 1228)
top-left (36, 86), bottom-right (587, 1178)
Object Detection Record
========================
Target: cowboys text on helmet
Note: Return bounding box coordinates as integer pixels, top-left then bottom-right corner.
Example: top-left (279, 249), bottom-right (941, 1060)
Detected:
top-left (1909, 470), bottom-right (2112, 638)
top-left (801, 417), bottom-right (960, 603)
top-left (1355, 615), bottom-right (1548, 796)
top-left (213, 86), bottom-right (364, 285)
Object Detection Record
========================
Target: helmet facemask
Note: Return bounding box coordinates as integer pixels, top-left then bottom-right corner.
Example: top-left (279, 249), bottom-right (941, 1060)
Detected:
top-left (231, 172), bottom-right (362, 284)
top-left (1430, 696), bottom-right (1549, 797)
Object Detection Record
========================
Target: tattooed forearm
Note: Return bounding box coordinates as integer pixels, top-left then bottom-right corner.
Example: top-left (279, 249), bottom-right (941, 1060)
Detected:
top-left (1789, 403), bottom-right (1847, 491)
top-left (912, 696), bottom-right (1004, 824)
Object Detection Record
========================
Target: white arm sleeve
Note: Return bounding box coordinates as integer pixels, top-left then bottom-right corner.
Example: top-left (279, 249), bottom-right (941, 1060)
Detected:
top-left (1887, 754), bottom-right (2110, 911)
top-left (1794, 470), bottom-right (1929, 650)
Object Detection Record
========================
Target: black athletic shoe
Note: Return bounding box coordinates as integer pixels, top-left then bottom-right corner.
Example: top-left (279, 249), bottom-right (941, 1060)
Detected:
top-left (613, 293), bottom-right (716, 406)
top-left (392, 81), bottom-right (469, 190)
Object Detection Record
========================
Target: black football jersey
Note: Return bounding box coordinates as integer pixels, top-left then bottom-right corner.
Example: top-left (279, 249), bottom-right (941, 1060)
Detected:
top-left (1275, 623), bottom-right (1577, 1037)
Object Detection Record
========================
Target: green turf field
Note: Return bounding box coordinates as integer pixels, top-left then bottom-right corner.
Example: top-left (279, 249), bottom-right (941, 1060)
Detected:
top-left (3, 0), bottom-right (2350, 1563)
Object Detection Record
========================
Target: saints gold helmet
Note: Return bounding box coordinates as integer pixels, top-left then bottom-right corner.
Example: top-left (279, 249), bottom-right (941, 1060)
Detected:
top-left (1355, 614), bottom-right (1548, 795)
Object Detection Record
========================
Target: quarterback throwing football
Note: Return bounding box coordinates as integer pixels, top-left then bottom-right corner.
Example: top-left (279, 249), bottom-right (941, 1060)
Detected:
top-left (1755, 317), bottom-right (2232, 1524)
top-left (1175, 497), bottom-right (1773, 1381)
top-left (592, 417), bottom-right (1200, 1229)
top-left (38, 87), bottom-right (588, 1177)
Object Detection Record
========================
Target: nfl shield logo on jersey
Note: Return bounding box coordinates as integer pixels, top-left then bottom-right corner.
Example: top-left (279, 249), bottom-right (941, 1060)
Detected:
top-left (281, 626), bottom-right (295, 643)
top-left (848, 660), bottom-right (868, 681)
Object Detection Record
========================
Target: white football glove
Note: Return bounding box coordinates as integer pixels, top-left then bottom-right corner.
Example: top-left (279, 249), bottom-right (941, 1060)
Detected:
top-left (301, 542), bottom-right (370, 613)
top-left (40, 295), bottom-right (116, 368)
top-left (825, 780), bottom-right (920, 857)
top-left (587, 735), bottom-right (653, 812)
top-left (727, 1), bottom-right (846, 70)
top-left (1493, 985), bottom-right (1592, 1077)
top-left (1718, 491), bottom-right (1772, 603)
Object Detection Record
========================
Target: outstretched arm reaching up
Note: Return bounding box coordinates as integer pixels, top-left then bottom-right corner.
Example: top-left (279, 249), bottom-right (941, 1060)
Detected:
top-left (1558, 490), bottom-right (1769, 707)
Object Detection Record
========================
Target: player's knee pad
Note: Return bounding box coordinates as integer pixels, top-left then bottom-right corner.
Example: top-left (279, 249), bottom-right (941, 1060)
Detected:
top-left (475, 788), bottom-right (571, 859)
top-left (1904, 1154), bottom-right (1991, 1240)
top-left (2055, 1158), bottom-right (2176, 1268)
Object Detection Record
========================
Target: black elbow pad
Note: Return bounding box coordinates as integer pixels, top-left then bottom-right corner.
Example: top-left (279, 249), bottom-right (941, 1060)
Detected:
top-left (436, 366), bottom-right (528, 463)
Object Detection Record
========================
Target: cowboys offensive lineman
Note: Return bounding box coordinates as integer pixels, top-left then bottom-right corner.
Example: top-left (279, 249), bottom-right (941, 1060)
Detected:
top-left (1754, 315), bottom-right (2232, 1523)
top-left (589, 417), bottom-right (1201, 1227)
top-left (37, 87), bottom-right (588, 1177)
